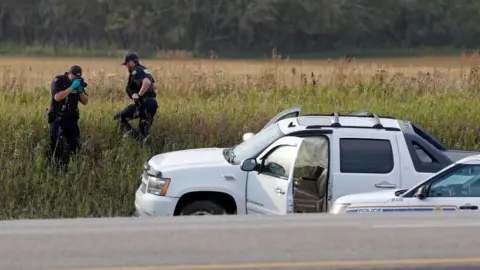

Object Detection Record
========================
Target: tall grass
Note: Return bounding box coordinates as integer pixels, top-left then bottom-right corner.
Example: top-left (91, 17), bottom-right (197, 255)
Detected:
top-left (1, 55), bottom-right (480, 220)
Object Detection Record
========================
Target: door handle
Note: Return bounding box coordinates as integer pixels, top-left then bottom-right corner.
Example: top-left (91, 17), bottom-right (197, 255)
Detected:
top-left (375, 182), bottom-right (396, 188)
top-left (459, 205), bottom-right (478, 210)
top-left (274, 187), bottom-right (285, 194)
top-left (221, 174), bottom-right (236, 181)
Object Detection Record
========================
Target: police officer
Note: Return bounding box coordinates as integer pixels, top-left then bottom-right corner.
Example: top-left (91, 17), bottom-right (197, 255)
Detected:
top-left (47, 65), bottom-right (88, 167)
top-left (116, 53), bottom-right (158, 144)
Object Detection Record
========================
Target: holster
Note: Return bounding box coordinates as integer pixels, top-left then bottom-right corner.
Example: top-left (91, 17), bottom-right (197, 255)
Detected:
top-left (46, 101), bottom-right (68, 124)
top-left (46, 107), bottom-right (59, 123)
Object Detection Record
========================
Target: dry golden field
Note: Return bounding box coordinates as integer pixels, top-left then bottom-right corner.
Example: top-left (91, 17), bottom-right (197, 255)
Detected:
top-left (2, 55), bottom-right (480, 91)
top-left (1, 55), bottom-right (480, 219)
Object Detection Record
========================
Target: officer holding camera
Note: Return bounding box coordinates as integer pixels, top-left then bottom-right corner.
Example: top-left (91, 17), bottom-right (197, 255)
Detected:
top-left (47, 65), bottom-right (89, 166)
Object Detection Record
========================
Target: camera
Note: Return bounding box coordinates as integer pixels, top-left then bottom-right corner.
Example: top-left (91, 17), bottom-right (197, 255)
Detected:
top-left (79, 77), bottom-right (88, 88)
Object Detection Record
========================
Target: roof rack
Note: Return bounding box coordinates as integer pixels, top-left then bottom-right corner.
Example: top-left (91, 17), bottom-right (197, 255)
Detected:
top-left (348, 110), bottom-right (371, 116)
top-left (301, 110), bottom-right (395, 130)
top-left (331, 112), bottom-right (341, 127)
top-left (324, 111), bottom-right (384, 129)
top-left (372, 114), bottom-right (384, 129)
top-left (304, 125), bottom-right (400, 132)
top-left (303, 110), bottom-right (396, 119)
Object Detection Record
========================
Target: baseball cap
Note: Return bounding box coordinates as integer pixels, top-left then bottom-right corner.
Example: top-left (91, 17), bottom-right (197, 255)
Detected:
top-left (121, 53), bottom-right (139, 65)
top-left (69, 65), bottom-right (82, 76)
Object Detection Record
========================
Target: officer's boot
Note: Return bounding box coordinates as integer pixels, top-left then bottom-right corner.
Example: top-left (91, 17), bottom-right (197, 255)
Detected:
top-left (138, 119), bottom-right (151, 147)
top-left (118, 118), bottom-right (135, 140)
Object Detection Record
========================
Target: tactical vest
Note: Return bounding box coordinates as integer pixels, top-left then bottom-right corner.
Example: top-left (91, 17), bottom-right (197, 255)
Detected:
top-left (47, 74), bottom-right (80, 123)
top-left (126, 65), bottom-right (156, 99)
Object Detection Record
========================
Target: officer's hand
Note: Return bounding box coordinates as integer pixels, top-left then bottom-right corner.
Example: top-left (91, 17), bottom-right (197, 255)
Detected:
top-left (132, 93), bottom-right (140, 100)
top-left (70, 78), bottom-right (81, 90)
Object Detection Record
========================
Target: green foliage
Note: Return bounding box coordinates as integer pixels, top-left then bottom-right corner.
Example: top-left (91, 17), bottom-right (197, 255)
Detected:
top-left (2, 0), bottom-right (480, 57)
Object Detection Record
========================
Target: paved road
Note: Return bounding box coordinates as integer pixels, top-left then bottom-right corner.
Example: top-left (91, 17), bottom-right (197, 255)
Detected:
top-left (1, 212), bottom-right (480, 270)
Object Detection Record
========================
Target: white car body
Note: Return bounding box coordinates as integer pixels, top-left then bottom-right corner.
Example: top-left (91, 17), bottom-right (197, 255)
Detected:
top-left (134, 105), bottom-right (479, 217)
top-left (329, 154), bottom-right (480, 214)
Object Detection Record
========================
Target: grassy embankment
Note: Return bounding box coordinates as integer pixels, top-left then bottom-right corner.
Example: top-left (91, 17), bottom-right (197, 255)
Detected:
top-left (1, 55), bottom-right (480, 220)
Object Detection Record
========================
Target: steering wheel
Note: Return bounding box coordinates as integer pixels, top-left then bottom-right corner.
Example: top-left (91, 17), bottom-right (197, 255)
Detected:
top-left (429, 185), bottom-right (447, 197)
top-left (448, 184), bottom-right (465, 196)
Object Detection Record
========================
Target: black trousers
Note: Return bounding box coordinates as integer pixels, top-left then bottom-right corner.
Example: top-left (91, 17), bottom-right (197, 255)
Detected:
top-left (49, 118), bottom-right (80, 166)
top-left (118, 98), bottom-right (158, 138)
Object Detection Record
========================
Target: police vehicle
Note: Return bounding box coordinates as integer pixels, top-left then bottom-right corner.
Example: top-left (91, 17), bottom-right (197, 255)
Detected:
top-left (329, 154), bottom-right (480, 214)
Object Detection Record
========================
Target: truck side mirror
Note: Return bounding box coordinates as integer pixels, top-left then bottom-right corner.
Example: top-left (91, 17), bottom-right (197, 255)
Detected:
top-left (242, 132), bottom-right (254, 141)
top-left (413, 185), bottom-right (427, 200)
top-left (241, 158), bottom-right (258, 172)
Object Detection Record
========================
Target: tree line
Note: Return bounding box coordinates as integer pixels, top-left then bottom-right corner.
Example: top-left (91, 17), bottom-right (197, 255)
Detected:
top-left (1, 0), bottom-right (479, 57)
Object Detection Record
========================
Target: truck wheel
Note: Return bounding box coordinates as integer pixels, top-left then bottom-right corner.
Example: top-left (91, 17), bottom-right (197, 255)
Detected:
top-left (179, 200), bottom-right (227, 216)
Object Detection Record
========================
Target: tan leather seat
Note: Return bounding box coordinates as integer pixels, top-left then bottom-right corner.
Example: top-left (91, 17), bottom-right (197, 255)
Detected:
top-left (293, 166), bottom-right (328, 213)
top-left (315, 168), bottom-right (328, 212)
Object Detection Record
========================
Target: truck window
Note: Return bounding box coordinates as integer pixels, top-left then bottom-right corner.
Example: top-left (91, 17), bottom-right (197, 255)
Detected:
top-left (411, 123), bottom-right (446, 151)
top-left (231, 123), bottom-right (284, 163)
top-left (261, 145), bottom-right (297, 179)
top-left (413, 142), bottom-right (438, 164)
top-left (340, 139), bottom-right (394, 174)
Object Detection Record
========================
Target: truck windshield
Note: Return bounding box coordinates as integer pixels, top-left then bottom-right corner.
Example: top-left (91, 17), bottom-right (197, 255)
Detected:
top-left (227, 123), bottom-right (284, 164)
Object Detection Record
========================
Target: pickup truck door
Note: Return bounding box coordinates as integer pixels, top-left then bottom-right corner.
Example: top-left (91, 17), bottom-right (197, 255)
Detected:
top-left (245, 136), bottom-right (304, 214)
top-left (243, 106), bottom-right (301, 142)
top-left (331, 129), bottom-right (401, 203)
top-left (260, 105), bottom-right (301, 131)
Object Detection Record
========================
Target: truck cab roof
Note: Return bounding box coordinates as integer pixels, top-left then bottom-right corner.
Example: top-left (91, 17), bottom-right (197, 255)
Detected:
top-left (276, 113), bottom-right (401, 134)
top-left (268, 106), bottom-right (476, 169)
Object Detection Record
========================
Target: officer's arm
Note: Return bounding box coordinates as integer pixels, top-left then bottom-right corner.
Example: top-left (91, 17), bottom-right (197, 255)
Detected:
top-left (52, 78), bottom-right (72, 102)
top-left (79, 78), bottom-right (89, 105)
top-left (53, 78), bottom-right (73, 102)
top-left (79, 91), bottom-right (88, 105)
top-left (132, 68), bottom-right (151, 97)
top-left (138, 78), bottom-right (151, 97)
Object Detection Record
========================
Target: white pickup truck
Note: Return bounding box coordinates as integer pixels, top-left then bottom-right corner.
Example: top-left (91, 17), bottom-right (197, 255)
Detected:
top-left (329, 154), bottom-right (480, 214)
top-left (134, 105), bottom-right (479, 216)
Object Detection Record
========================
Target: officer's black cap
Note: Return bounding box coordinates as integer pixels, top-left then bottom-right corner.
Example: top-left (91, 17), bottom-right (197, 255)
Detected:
top-left (68, 65), bottom-right (82, 76)
top-left (121, 53), bottom-right (139, 65)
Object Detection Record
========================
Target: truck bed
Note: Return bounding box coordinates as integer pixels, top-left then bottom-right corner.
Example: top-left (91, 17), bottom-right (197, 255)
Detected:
top-left (445, 149), bottom-right (480, 162)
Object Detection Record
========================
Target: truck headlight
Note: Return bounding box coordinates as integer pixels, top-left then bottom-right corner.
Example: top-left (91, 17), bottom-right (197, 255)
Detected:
top-left (329, 203), bottom-right (350, 214)
top-left (147, 176), bottom-right (170, 196)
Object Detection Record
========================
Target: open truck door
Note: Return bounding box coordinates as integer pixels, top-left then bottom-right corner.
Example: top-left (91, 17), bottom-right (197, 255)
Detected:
top-left (242, 105), bottom-right (301, 141)
top-left (241, 136), bottom-right (304, 214)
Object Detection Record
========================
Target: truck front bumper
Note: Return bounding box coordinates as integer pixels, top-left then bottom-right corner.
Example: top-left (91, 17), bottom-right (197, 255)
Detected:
top-left (134, 186), bottom-right (178, 217)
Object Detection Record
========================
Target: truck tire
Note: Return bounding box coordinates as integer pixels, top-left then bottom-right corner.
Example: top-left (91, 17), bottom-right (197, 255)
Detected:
top-left (179, 200), bottom-right (227, 216)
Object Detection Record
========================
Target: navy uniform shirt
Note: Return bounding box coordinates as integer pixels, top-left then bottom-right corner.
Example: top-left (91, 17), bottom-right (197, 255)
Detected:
top-left (126, 64), bottom-right (156, 98)
top-left (50, 73), bottom-right (81, 120)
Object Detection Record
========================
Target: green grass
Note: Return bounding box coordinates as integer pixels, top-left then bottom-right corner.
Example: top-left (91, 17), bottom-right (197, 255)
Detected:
top-left (1, 58), bottom-right (480, 220)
